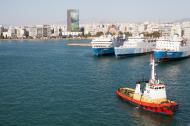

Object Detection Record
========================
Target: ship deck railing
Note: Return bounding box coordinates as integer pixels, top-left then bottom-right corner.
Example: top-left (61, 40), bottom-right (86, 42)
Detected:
top-left (119, 88), bottom-right (134, 98)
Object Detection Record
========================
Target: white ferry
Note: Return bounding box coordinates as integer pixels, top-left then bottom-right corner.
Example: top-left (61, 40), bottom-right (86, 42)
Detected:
top-left (91, 35), bottom-right (114, 56)
top-left (154, 34), bottom-right (190, 62)
top-left (114, 34), bottom-right (156, 57)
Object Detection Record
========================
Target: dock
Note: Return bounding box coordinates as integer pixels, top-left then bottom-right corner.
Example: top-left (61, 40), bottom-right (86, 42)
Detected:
top-left (67, 43), bottom-right (91, 47)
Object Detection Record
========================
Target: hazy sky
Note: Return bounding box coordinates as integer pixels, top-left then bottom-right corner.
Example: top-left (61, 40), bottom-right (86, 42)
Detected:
top-left (1, 0), bottom-right (190, 25)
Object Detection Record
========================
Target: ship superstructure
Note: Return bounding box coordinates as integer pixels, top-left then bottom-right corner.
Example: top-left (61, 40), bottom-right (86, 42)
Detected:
top-left (114, 34), bottom-right (156, 57)
top-left (154, 34), bottom-right (190, 61)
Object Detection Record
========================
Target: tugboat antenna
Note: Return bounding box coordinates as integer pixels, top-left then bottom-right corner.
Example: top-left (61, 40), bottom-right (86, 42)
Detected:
top-left (150, 54), bottom-right (156, 81)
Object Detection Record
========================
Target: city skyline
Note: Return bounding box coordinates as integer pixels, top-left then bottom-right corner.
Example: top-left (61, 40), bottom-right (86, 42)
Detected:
top-left (1, 0), bottom-right (190, 25)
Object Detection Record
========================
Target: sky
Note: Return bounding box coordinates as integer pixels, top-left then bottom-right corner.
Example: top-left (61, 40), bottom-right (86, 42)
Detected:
top-left (0, 0), bottom-right (190, 25)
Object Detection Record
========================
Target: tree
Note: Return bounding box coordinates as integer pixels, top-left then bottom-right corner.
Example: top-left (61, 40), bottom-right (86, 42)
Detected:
top-left (143, 31), bottom-right (161, 38)
top-left (0, 33), bottom-right (3, 39)
top-left (143, 32), bottom-right (150, 37)
top-left (84, 32), bottom-right (91, 38)
top-left (112, 32), bottom-right (116, 36)
top-left (124, 32), bottom-right (132, 37)
top-left (68, 34), bottom-right (72, 38)
top-left (87, 32), bottom-right (91, 37)
top-left (152, 31), bottom-right (161, 38)
top-left (95, 32), bottom-right (104, 37)
top-left (118, 31), bottom-right (123, 35)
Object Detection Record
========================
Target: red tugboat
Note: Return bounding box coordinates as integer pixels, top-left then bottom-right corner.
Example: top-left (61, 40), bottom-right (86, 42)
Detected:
top-left (116, 55), bottom-right (178, 115)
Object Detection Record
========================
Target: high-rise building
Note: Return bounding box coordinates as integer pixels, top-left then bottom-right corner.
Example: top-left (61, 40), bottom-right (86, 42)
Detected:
top-left (28, 26), bottom-right (37, 38)
top-left (8, 27), bottom-right (17, 38)
top-left (51, 25), bottom-right (61, 37)
top-left (67, 9), bottom-right (79, 32)
top-left (43, 25), bottom-right (51, 38)
top-left (16, 28), bottom-right (25, 38)
top-left (36, 25), bottom-right (43, 38)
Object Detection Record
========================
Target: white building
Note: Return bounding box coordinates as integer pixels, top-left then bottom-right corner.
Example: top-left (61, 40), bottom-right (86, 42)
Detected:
top-left (118, 23), bottom-right (128, 33)
top-left (3, 32), bottom-right (11, 38)
top-left (43, 25), bottom-right (51, 38)
top-left (16, 28), bottom-right (25, 38)
top-left (0, 25), bottom-right (3, 35)
top-left (51, 25), bottom-right (60, 37)
top-left (182, 22), bottom-right (190, 40)
top-left (28, 26), bottom-right (37, 38)
top-left (60, 25), bottom-right (67, 32)
top-left (160, 23), bottom-right (173, 37)
top-left (96, 24), bottom-right (110, 34)
top-left (143, 22), bottom-right (160, 33)
top-left (126, 23), bottom-right (138, 36)
top-left (62, 31), bottom-right (82, 37)
top-left (82, 23), bottom-right (98, 35)
top-left (2, 27), bottom-right (16, 38)
top-left (9, 27), bottom-right (17, 38)
top-left (138, 23), bottom-right (146, 33)
top-left (170, 24), bottom-right (182, 37)
top-left (36, 25), bottom-right (43, 38)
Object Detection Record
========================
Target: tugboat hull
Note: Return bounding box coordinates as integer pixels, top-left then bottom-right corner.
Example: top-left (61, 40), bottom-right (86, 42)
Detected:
top-left (116, 89), bottom-right (178, 116)
top-left (92, 48), bottom-right (114, 56)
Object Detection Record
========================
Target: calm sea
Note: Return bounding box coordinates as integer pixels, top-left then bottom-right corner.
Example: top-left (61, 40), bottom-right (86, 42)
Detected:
top-left (0, 39), bottom-right (189, 126)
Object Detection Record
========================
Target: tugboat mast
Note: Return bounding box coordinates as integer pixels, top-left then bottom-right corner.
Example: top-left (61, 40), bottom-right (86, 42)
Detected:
top-left (151, 55), bottom-right (156, 81)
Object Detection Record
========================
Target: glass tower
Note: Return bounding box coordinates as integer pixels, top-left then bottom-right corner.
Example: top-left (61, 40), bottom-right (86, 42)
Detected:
top-left (67, 9), bottom-right (79, 32)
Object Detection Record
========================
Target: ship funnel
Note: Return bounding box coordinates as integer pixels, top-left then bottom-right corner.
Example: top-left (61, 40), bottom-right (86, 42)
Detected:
top-left (135, 82), bottom-right (142, 94)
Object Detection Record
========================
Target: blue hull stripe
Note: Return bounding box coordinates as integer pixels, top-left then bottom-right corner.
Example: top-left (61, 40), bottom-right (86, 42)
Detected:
top-left (114, 48), bottom-right (151, 56)
top-left (154, 50), bottom-right (189, 60)
top-left (92, 48), bottom-right (114, 56)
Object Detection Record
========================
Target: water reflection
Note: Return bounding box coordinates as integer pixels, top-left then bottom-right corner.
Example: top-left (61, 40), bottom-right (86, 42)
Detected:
top-left (92, 55), bottom-right (115, 73)
top-left (158, 61), bottom-right (183, 78)
top-left (117, 99), bottom-right (179, 126)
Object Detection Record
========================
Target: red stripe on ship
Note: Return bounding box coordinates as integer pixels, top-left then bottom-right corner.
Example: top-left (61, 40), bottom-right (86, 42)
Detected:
top-left (116, 90), bottom-right (177, 115)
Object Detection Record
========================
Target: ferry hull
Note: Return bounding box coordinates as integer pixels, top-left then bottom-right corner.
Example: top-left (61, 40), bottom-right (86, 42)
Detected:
top-left (92, 48), bottom-right (114, 56)
top-left (114, 48), bottom-right (152, 57)
top-left (116, 90), bottom-right (178, 116)
top-left (154, 50), bottom-right (190, 61)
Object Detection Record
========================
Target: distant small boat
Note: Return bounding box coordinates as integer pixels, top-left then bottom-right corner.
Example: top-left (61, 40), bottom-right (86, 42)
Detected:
top-left (154, 34), bottom-right (190, 62)
top-left (116, 55), bottom-right (178, 115)
top-left (91, 35), bottom-right (114, 56)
